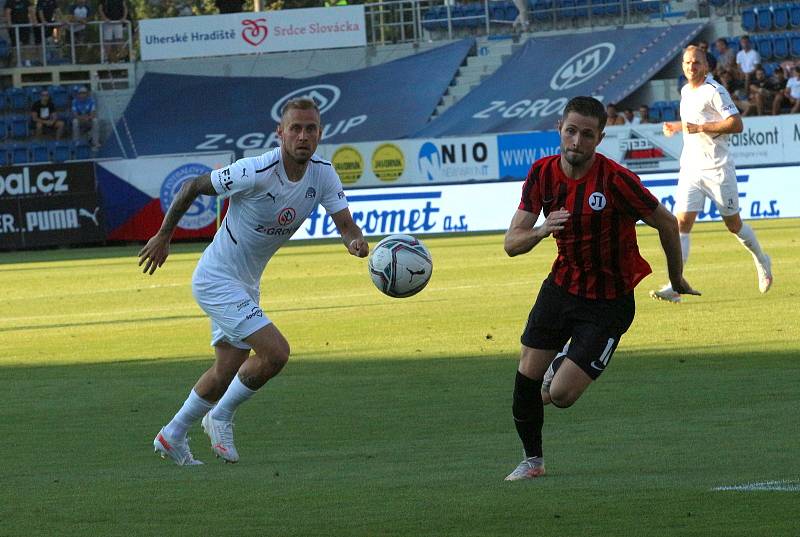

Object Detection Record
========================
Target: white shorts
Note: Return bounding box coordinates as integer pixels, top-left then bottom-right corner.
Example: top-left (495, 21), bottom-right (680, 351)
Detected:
top-left (192, 280), bottom-right (271, 350)
top-left (102, 22), bottom-right (124, 42)
top-left (675, 164), bottom-right (740, 216)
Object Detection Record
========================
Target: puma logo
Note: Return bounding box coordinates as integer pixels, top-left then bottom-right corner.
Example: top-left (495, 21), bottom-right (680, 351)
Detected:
top-left (407, 267), bottom-right (426, 282)
top-left (266, 192), bottom-right (276, 202)
top-left (79, 207), bottom-right (100, 226)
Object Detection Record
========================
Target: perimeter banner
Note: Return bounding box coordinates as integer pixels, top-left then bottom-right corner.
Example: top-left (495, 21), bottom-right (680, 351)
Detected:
top-left (0, 162), bottom-right (104, 250)
top-left (138, 6), bottom-right (366, 61)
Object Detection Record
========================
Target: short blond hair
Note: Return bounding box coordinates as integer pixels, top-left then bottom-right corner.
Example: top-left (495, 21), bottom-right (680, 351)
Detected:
top-left (280, 98), bottom-right (320, 121)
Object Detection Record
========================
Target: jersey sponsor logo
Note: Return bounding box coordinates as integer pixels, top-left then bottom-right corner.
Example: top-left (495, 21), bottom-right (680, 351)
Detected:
top-left (588, 192), bottom-right (607, 211)
top-left (550, 43), bottom-right (615, 91)
top-left (278, 207), bottom-right (296, 226)
top-left (270, 84), bottom-right (340, 122)
top-left (160, 163), bottom-right (215, 230)
top-left (244, 306), bottom-right (263, 320)
top-left (241, 18), bottom-right (268, 47)
top-left (305, 187), bottom-right (316, 199)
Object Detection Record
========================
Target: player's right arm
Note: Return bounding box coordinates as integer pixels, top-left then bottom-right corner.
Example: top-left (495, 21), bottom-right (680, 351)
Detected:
top-left (504, 208), bottom-right (569, 257)
top-left (138, 173), bottom-right (216, 275)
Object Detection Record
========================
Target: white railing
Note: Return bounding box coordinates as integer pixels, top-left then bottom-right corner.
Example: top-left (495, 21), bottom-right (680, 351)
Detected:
top-left (2, 20), bottom-right (133, 67)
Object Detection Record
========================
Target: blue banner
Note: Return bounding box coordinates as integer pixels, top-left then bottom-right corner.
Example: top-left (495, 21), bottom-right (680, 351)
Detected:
top-left (416, 24), bottom-right (704, 138)
top-left (497, 131), bottom-right (560, 179)
top-left (99, 39), bottom-right (475, 159)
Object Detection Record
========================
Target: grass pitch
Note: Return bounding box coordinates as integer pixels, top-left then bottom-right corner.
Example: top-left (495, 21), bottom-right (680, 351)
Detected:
top-left (1, 218), bottom-right (798, 536)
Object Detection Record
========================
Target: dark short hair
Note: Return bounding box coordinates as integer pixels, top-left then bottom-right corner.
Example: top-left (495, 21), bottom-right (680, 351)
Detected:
top-left (562, 96), bottom-right (607, 131)
top-left (280, 98), bottom-right (320, 121)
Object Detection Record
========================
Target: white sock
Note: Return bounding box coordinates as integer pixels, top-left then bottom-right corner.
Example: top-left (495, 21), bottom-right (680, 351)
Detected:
top-left (211, 375), bottom-right (256, 422)
top-left (735, 223), bottom-right (766, 262)
top-left (679, 232), bottom-right (690, 266)
top-left (164, 389), bottom-right (214, 439)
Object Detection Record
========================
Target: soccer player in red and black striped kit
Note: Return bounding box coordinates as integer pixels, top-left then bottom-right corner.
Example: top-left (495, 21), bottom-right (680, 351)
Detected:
top-left (503, 96), bottom-right (700, 481)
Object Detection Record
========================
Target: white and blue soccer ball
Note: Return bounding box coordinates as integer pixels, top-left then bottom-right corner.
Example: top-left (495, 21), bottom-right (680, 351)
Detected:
top-left (368, 234), bottom-right (433, 298)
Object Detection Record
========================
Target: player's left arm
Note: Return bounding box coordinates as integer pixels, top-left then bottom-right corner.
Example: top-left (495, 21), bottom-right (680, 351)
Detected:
top-left (641, 205), bottom-right (700, 296)
top-left (330, 208), bottom-right (369, 258)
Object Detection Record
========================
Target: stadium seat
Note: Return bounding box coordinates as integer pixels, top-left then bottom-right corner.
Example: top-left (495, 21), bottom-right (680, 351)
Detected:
top-left (726, 37), bottom-right (741, 53)
top-left (29, 141), bottom-right (50, 163)
top-left (48, 84), bottom-right (70, 110)
top-left (574, 0), bottom-right (589, 18)
top-left (6, 87), bottom-right (28, 111)
top-left (556, 0), bottom-right (576, 20)
top-left (773, 5), bottom-right (790, 30)
top-left (49, 140), bottom-right (72, 162)
top-left (605, 0), bottom-right (622, 16)
top-left (708, 0), bottom-right (728, 7)
top-left (532, 1), bottom-right (552, 22)
top-left (742, 9), bottom-right (757, 32)
top-left (9, 115), bottom-right (29, 138)
top-left (0, 117), bottom-right (8, 140)
top-left (0, 145), bottom-right (9, 166)
top-left (73, 140), bottom-right (92, 160)
top-left (0, 93), bottom-right (7, 114)
top-left (792, 5), bottom-right (800, 28)
top-left (758, 8), bottom-right (773, 32)
top-left (9, 142), bottom-right (30, 164)
top-left (762, 62), bottom-right (778, 76)
top-left (756, 35), bottom-right (773, 59)
top-left (792, 34), bottom-right (800, 57)
top-left (0, 38), bottom-right (10, 62)
top-left (591, 0), bottom-right (607, 17)
top-left (24, 85), bottom-right (43, 106)
top-left (773, 34), bottom-right (790, 58)
top-left (463, 3), bottom-right (485, 28)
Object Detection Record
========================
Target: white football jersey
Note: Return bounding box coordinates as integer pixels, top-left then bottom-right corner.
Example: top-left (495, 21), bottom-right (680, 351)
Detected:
top-left (193, 147), bottom-right (348, 291)
top-left (679, 74), bottom-right (739, 171)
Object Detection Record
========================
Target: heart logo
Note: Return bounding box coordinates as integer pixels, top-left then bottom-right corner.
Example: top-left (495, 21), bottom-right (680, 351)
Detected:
top-left (241, 19), bottom-right (268, 46)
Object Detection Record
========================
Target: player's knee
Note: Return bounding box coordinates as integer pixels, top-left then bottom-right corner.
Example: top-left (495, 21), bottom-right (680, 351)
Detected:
top-left (725, 219), bottom-right (742, 234)
top-left (549, 393), bottom-right (576, 408)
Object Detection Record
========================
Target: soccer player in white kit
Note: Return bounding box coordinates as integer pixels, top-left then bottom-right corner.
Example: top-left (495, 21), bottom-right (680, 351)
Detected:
top-left (650, 46), bottom-right (772, 303)
top-left (139, 98), bottom-right (369, 465)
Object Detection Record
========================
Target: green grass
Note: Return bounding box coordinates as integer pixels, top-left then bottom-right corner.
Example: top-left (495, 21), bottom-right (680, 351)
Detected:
top-left (1, 219), bottom-right (798, 536)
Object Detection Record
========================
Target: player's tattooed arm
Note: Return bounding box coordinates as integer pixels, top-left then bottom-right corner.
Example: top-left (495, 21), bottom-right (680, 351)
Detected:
top-left (138, 173), bottom-right (217, 275)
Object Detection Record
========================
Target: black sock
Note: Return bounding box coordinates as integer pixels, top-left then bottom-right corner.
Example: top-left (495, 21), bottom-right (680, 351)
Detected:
top-left (512, 371), bottom-right (544, 458)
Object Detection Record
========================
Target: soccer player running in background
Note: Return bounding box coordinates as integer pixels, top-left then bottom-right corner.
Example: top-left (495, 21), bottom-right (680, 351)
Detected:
top-left (650, 45), bottom-right (772, 304)
top-left (503, 96), bottom-right (698, 480)
top-left (138, 98), bottom-right (369, 466)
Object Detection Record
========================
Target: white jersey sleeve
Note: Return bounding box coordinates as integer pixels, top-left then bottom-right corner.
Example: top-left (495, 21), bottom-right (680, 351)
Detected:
top-left (713, 84), bottom-right (739, 119)
top-left (317, 162), bottom-right (349, 215)
top-left (210, 157), bottom-right (258, 199)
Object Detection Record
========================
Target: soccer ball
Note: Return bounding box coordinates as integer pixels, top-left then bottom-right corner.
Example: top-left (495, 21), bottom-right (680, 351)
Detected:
top-left (368, 234), bottom-right (433, 298)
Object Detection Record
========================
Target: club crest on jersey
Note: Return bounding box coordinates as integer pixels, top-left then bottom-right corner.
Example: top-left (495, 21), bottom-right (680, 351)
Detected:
top-left (588, 192), bottom-right (607, 211)
top-left (305, 187), bottom-right (316, 199)
top-left (278, 207), bottom-right (296, 226)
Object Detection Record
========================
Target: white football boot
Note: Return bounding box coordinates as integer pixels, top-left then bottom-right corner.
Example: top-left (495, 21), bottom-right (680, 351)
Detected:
top-left (153, 427), bottom-right (203, 466)
top-left (201, 413), bottom-right (240, 463)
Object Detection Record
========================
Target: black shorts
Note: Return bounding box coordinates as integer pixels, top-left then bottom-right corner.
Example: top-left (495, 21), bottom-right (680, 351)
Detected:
top-left (520, 277), bottom-right (635, 380)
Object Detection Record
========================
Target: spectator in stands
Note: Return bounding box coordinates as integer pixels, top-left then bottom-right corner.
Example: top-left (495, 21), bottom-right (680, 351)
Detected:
top-left (605, 103), bottom-right (625, 126)
top-left (638, 104), bottom-right (653, 124)
top-left (768, 67), bottom-right (788, 115)
top-left (67, 0), bottom-right (92, 47)
top-left (772, 65), bottom-right (800, 115)
top-left (718, 69), bottom-right (755, 116)
top-left (748, 66), bottom-right (775, 116)
top-left (215, 0), bottom-right (244, 13)
top-left (5, 0), bottom-right (36, 60)
top-left (99, 0), bottom-right (129, 62)
top-left (713, 38), bottom-right (736, 74)
top-left (31, 88), bottom-right (65, 139)
top-left (511, 0), bottom-right (530, 33)
top-left (735, 35), bottom-right (760, 90)
top-left (71, 85), bottom-right (99, 149)
top-left (696, 40), bottom-right (717, 73)
top-left (36, 0), bottom-right (63, 45)
top-left (622, 108), bottom-right (638, 125)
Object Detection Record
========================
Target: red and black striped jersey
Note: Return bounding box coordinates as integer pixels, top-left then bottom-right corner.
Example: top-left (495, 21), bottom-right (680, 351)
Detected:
top-left (518, 153), bottom-right (660, 299)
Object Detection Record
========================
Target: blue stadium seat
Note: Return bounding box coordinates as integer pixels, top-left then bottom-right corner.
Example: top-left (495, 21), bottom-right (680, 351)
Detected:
top-left (757, 8), bottom-right (773, 32)
top-left (0, 92), bottom-right (7, 114)
top-left (73, 140), bottom-right (92, 160)
top-left (756, 35), bottom-right (773, 59)
top-left (605, 0), bottom-right (622, 16)
top-left (773, 34), bottom-right (789, 58)
top-left (792, 34), bottom-right (800, 56)
top-left (574, 0), bottom-right (589, 18)
top-left (48, 84), bottom-right (70, 110)
top-left (9, 142), bottom-right (30, 164)
top-left (591, 0), bottom-right (607, 17)
top-left (773, 5), bottom-right (790, 30)
top-left (0, 37), bottom-right (10, 61)
top-left (6, 87), bottom-right (28, 111)
top-left (792, 5), bottom-right (800, 28)
top-left (49, 141), bottom-right (72, 162)
top-left (742, 9), bottom-right (757, 32)
top-left (29, 141), bottom-right (50, 163)
top-left (556, 0), bottom-right (576, 20)
top-left (464, 3), bottom-right (485, 28)
top-left (726, 37), bottom-right (741, 53)
top-left (0, 117), bottom-right (8, 140)
top-left (9, 115), bottom-right (29, 138)
top-left (0, 145), bottom-right (9, 166)
top-left (450, 5), bottom-right (466, 28)
top-left (24, 85), bottom-right (43, 106)
top-left (532, 1), bottom-right (552, 21)
top-left (762, 62), bottom-right (778, 77)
